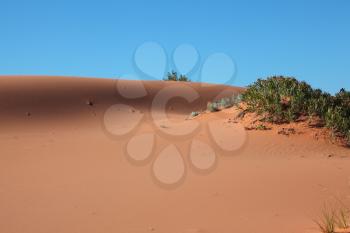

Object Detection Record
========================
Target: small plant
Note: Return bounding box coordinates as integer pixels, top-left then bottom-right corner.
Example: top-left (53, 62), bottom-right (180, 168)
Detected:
top-left (336, 208), bottom-right (349, 229)
top-left (314, 206), bottom-right (336, 233)
top-left (207, 102), bottom-right (220, 112)
top-left (164, 70), bottom-right (178, 81)
top-left (164, 70), bottom-right (190, 82)
top-left (255, 124), bottom-right (269, 130)
top-left (314, 203), bottom-right (350, 233)
top-left (207, 94), bottom-right (243, 113)
top-left (178, 74), bottom-right (190, 82)
top-left (232, 94), bottom-right (243, 106)
top-left (190, 111), bottom-right (200, 117)
top-left (220, 97), bottom-right (233, 109)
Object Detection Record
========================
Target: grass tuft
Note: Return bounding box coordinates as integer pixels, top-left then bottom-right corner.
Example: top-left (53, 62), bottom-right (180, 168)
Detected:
top-left (314, 205), bottom-right (336, 233)
top-left (336, 207), bottom-right (349, 229)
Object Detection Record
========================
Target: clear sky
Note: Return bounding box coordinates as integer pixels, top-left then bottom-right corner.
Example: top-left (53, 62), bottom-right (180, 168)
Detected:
top-left (1, 0), bottom-right (349, 94)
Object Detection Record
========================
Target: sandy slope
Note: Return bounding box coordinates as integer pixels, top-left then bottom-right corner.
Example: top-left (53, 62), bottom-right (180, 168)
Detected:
top-left (0, 76), bottom-right (349, 233)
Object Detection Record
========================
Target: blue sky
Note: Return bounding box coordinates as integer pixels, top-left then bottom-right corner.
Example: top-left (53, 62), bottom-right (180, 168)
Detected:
top-left (1, 0), bottom-right (349, 93)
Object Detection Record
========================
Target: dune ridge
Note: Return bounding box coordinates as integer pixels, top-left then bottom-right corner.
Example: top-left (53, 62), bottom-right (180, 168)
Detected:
top-left (0, 76), bottom-right (349, 233)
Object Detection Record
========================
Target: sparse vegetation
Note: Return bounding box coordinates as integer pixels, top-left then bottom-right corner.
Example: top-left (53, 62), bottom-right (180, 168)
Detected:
top-left (255, 124), bottom-right (270, 131)
top-left (207, 102), bottom-right (220, 112)
top-left (314, 205), bottom-right (336, 233)
top-left (314, 203), bottom-right (350, 233)
top-left (178, 74), bottom-right (190, 82)
top-left (207, 94), bottom-right (243, 112)
top-left (242, 76), bottom-right (350, 145)
top-left (336, 208), bottom-right (349, 229)
top-left (164, 70), bottom-right (190, 82)
top-left (190, 111), bottom-right (200, 117)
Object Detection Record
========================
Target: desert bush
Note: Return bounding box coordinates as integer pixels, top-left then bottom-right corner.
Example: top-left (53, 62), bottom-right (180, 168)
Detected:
top-left (207, 102), bottom-right (220, 112)
top-left (207, 94), bottom-right (243, 112)
top-left (164, 71), bottom-right (190, 82)
top-left (178, 74), bottom-right (190, 82)
top-left (325, 88), bottom-right (350, 144)
top-left (164, 71), bottom-right (178, 81)
top-left (242, 76), bottom-right (350, 144)
top-left (220, 97), bottom-right (233, 109)
top-left (308, 89), bottom-right (333, 117)
top-left (233, 94), bottom-right (243, 105)
top-left (242, 76), bottom-right (316, 122)
top-left (190, 111), bottom-right (200, 117)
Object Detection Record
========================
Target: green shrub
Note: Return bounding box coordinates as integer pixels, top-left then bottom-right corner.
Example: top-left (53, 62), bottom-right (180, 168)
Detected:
top-left (163, 70), bottom-right (190, 82)
top-left (256, 124), bottom-right (270, 130)
top-left (232, 94), bottom-right (243, 105)
top-left (164, 71), bottom-right (178, 81)
top-left (207, 102), bottom-right (220, 112)
top-left (178, 74), bottom-right (190, 82)
top-left (325, 88), bottom-right (350, 144)
top-left (242, 76), bottom-right (350, 145)
top-left (207, 94), bottom-right (243, 112)
top-left (220, 97), bottom-right (233, 109)
top-left (190, 111), bottom-right (200, 117)
top-left (242, 76), bottom-right (316, 122)
top-left (308, 89), bottom-right (333, 117)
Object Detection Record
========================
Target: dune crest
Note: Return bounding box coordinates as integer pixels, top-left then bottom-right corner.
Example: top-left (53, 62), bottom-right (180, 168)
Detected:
top-left (0, 76), bottom-right (349, 233)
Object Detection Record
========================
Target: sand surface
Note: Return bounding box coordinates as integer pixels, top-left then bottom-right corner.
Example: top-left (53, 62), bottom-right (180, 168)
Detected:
top-left (0, 76), bottom-right (349, 233)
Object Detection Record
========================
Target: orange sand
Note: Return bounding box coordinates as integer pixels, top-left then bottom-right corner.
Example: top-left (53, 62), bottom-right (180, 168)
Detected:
top-left (0, 76), bottom-right (349, 233)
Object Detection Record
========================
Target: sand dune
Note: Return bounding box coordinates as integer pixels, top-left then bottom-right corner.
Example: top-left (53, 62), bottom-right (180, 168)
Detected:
top-left (0, 76), bottom-right (349, 233)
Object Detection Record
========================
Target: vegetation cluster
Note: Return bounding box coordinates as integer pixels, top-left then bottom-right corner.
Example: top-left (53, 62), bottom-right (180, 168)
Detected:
top-left (242, 76), bottom-right (350, 144)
